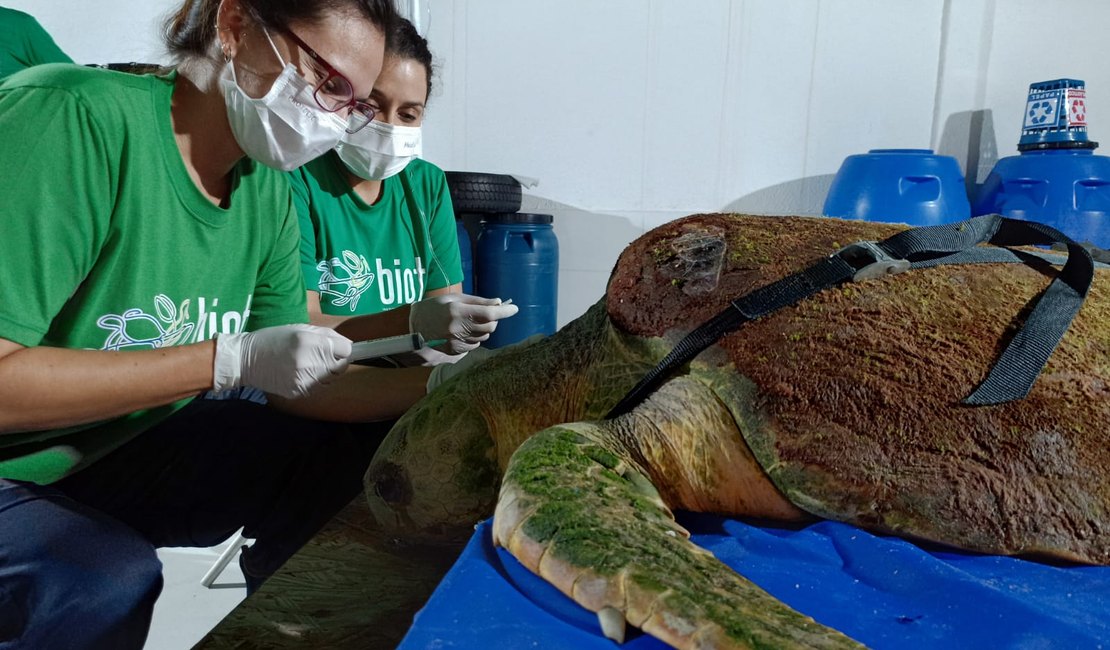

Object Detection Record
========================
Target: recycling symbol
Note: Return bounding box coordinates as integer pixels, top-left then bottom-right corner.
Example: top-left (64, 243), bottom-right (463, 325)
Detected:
top-left (1029, 100), bottom-right (1054, 125)
top-left (1071, 99), bottom-right (1086, 124)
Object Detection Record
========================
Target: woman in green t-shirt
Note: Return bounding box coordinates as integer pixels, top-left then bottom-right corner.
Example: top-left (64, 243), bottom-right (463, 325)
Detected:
top-left (292, 18), bottom-right (517, 364)
top-left (0, 0), bottom-right (468, 646)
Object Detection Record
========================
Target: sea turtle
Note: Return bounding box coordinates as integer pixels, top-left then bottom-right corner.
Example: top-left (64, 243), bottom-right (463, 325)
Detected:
top-left (364, 213), bottom-right (1110, 649)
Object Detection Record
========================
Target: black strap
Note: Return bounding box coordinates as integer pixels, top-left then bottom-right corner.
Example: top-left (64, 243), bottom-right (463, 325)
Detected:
top-left (605, 214), bottom-right (1094, 419)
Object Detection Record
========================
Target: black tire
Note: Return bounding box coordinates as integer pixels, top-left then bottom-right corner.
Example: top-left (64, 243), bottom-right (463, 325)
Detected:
top-left (445, 171), bottom-right (522, 214)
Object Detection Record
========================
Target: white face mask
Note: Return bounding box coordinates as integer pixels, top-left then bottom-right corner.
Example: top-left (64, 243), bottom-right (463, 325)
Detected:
top-left (219, 31), bottom-right (348, 172)
top-left (335, 120), bottom-right (422, 180)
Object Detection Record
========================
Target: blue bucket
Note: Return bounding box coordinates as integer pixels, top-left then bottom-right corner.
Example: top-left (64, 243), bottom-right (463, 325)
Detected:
top-left (823, 149), bottom-right (971, 226)
top-left (476, 213), bottom-right (559, 348)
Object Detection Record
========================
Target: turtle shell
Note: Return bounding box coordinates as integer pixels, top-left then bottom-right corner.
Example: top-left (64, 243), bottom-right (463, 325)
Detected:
top-left (607, 214), bottom-right (1110, 563)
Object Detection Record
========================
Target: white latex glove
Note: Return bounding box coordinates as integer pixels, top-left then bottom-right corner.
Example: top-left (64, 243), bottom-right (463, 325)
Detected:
top-left (213, 324), bottom-right (353, 399)
top-left (425, 334), bottom-right (546, 393)
top-left (409, 294), bottom-right (519, 355)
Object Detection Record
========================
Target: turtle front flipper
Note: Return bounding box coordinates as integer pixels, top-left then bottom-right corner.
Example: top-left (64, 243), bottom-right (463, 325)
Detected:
top-left (492, 376), bottom-right (862, 649)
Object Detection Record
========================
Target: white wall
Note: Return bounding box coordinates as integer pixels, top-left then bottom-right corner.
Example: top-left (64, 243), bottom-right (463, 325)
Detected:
top-left (10, 0), bottom-right (1110, 326)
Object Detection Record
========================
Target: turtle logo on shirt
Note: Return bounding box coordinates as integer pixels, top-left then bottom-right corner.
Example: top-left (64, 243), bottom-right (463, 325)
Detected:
top-left (317, 250), bottom-right (375, 311)
top-left (96, 294), bottom-right (196, 351)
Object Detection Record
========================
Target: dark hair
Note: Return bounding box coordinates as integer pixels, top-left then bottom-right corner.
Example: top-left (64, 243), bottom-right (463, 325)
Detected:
top-left (386, 17), bottom-right (433, 100)
top-left (164, 0), bottom-right (395, 59)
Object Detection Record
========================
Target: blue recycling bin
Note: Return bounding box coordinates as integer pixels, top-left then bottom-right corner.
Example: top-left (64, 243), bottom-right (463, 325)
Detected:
top-left (823, 149), bottom-right (971, 226)
top-left (476, 213), bottom-right (558, 348)
top-left (972, 78), bottom-right (1110, 248)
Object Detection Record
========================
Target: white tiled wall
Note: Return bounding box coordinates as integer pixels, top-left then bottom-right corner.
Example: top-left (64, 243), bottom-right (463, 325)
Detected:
top-left (13, 0), bottom-right (1110, 325)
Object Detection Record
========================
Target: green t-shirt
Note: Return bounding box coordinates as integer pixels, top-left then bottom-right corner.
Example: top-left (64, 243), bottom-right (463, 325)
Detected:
top-left (0, 64), bottom-right (307, 483)
top-left (0, 8), bottom-right (73, 81)
top-left (291, 153), bottom-right (463, 316)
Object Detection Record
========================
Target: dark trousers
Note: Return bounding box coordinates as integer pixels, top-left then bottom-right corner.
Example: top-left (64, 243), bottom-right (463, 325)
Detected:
top-left (0, 398), bottom-right (389, 650)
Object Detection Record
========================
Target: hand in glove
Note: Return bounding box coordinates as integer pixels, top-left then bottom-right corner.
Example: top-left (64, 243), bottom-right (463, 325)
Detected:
top-left (213, 324), bottom-right (352, 399)
top-left (425, 334), bottom-right (546, 393)
top-left (409, 294), bottom-right (519, 355)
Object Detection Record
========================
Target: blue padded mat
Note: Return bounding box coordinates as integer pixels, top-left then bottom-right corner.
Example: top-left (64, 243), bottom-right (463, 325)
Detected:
top-left (399, 514), bottom-right (1110, 649)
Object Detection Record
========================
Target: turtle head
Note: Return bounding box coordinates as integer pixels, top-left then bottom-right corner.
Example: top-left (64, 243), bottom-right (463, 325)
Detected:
top-left (364, 374), bottom-right (501, 544)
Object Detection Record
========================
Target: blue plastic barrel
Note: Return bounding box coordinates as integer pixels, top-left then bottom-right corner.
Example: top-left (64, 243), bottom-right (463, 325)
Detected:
top-left (972, 149), bottom-right (1110, 249)
top-left (456, 218), bottom-right (473, 294)
top-left (476, 213), bottom-right (558, 348)
top-left (823, 149), bottom-right (971, 225)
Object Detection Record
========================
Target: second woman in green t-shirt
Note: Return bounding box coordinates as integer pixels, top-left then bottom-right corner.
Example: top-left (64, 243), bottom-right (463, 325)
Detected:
top-left (290, 18), bottom-right (516, 359)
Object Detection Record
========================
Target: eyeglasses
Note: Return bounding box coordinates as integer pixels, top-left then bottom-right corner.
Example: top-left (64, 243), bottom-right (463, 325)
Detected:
top-left (283, 28), bottom-right (376, 134)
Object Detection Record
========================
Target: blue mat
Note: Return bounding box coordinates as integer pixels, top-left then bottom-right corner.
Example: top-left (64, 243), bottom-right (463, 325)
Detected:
top-left (399, 514), bottom-right (1110, 649)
